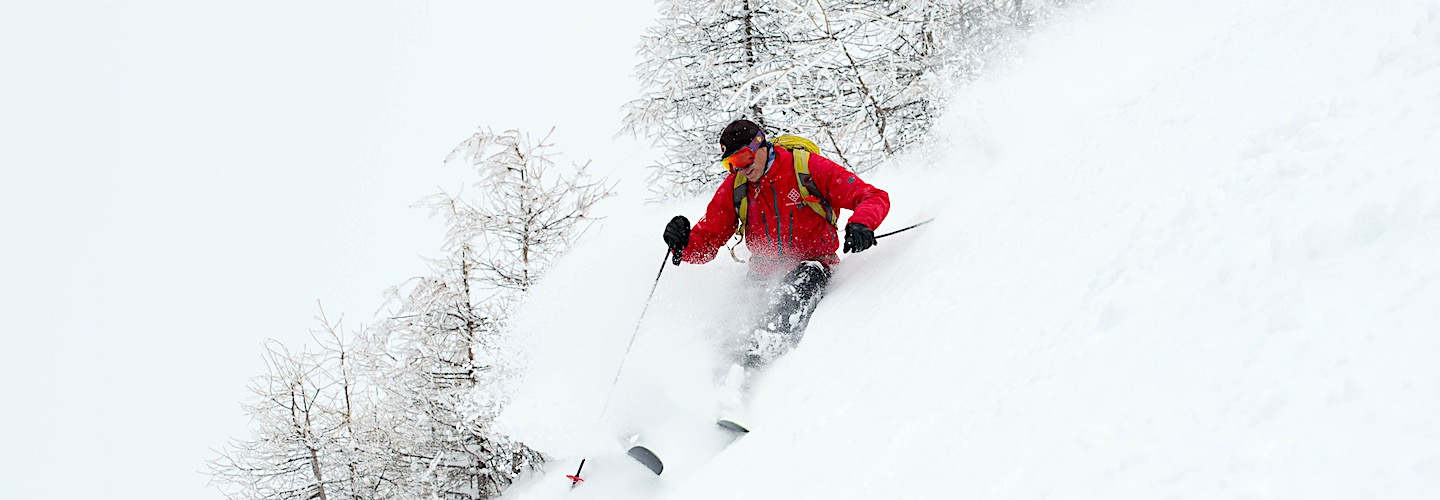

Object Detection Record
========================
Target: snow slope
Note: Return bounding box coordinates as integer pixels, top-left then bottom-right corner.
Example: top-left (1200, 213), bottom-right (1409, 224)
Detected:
top-left (499, 0), bottom-right (1440, 497)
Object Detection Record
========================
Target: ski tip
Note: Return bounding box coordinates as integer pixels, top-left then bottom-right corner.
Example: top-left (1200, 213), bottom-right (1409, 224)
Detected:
top-left (626, 445), bottom-right (664, 475)
top-left (717, 418), bottom-right (750, 433)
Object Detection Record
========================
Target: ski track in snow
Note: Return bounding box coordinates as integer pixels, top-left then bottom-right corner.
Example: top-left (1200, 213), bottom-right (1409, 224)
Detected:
top-left (500, 0), bottom-right (1440, 498)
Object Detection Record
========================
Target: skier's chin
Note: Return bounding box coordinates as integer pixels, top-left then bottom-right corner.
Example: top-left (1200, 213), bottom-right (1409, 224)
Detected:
top-left (739, 163), bottom-right (764, 179)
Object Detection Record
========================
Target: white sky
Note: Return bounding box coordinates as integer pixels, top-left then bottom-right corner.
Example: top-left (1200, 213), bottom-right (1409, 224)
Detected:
top-left (0, 1), bottom-right (658, 498)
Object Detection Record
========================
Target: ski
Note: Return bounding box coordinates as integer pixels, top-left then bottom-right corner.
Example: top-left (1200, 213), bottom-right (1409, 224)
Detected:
top-left (627, 445), bottom-right (664, 475)
top-left (717, 418), bottom-right (750, 433)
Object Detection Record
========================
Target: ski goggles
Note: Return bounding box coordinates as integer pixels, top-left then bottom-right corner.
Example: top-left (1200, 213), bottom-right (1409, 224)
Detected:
top-left (722, 135), bottom-right (764, 172)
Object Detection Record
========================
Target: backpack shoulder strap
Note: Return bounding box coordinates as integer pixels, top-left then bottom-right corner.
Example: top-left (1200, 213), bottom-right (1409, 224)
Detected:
top-left (732, 174), bottom-right (749, 237)
top-left (790, 149), bottom-right (838, 228)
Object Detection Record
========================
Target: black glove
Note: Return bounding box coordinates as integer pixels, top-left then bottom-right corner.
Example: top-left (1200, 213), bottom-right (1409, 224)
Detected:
top-left (663, 215), bottom-right (691, 265)
top-left (843, 222), bottom-right (876, 254)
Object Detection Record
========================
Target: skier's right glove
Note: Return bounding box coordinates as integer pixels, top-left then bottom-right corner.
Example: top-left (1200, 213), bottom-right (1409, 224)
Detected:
top-left (663, 215), bottom-right (691, 265)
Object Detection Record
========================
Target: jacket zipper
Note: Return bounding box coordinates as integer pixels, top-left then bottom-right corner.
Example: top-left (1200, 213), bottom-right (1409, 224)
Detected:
top-left (759, 209), bottom-right (770, 253)
top-left (770, 186), bottom-right (783, 257)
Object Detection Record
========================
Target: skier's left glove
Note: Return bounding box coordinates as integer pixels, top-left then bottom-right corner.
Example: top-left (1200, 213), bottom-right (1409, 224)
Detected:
top-left (843, 222), bottom-right (876, 254)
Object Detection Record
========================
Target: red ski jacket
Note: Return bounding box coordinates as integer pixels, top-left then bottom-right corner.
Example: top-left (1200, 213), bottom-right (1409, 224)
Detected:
top-left (680, 147), bottom-right (890, 274)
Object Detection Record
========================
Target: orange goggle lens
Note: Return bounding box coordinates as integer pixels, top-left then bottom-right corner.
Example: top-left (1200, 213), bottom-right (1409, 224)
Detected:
top-left (723, 148), bottom-right (756, 172)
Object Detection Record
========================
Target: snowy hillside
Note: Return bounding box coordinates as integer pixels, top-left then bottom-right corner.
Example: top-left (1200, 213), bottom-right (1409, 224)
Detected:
top-left (498, 0), bottom-right (1440, 498)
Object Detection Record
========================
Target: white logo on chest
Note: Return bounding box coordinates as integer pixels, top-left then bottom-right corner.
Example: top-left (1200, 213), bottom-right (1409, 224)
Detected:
top-left (787, 189), bottom-right (801, 203)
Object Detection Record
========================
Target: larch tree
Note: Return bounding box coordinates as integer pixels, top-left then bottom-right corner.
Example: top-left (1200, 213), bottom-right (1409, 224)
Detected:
top-left (622, 0), bottom-right (1045, 199)
top-left (365, 266), bottom-right (539, 499)
top-left (210, 313), bottom-right (398, 499)
top-left (215, 127), bottom-right (613, 499)
top-left (357, 127), bottom-right (611, 498)
top-left (621, 0), bottom-right (798, 198)
top-left (441, 128), bottom-right (616, 295)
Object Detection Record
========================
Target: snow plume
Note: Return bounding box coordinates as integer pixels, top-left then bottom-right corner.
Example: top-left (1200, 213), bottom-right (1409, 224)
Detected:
top-left (499, 200), bottom-right (755, 452)
top-left (503, 0), bottom-right (1440, 498)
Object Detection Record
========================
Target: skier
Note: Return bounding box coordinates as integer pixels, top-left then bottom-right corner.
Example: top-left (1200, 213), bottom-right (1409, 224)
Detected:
top-left (661, 119), bottom-right (890, 418)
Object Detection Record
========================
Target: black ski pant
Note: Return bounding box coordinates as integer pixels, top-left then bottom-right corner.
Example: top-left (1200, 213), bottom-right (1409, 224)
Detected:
top-left (739, 260), bottom-right (833, 369)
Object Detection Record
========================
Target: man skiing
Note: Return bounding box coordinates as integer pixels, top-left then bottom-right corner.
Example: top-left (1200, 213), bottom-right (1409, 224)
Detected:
top-left (661, 119), bottom-right (890, 416)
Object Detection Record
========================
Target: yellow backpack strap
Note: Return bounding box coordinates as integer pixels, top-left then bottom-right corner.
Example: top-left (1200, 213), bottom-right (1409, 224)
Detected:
top-left (772, 135), bottom-right (820, 153)
top-left (790, 150), bottom-right (838, 227)
top-left (732, 174), bottom-right (749, 237)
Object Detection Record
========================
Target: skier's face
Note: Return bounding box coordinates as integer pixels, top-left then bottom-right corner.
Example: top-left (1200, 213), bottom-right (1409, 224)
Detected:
top-left (735, 147), bottom-right (767, 179)
top-left (723, 134), bottom-right (766, 178)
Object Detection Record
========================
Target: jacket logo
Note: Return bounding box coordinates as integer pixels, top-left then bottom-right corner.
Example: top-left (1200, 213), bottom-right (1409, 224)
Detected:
top-left (787, 189), bottom-right (801, 203)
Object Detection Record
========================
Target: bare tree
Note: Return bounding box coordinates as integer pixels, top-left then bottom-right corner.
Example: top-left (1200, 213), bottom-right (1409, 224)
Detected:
top-left (213, 128), bottom-right (613, 498)
top-left (210, 311), bottom-right (397, 499)
top-left (365, 273), bottom-right (540, 499)
top-left (343, 127), bottom-right (609, 498)
top-left (215, 128), bottom-right (611, 499)
top-left (622, 0), bottom-right (1045, 199)
top-left (441, 127), bottom-right (616, 294)
top-left (622, 0), bottom-right (797, 198)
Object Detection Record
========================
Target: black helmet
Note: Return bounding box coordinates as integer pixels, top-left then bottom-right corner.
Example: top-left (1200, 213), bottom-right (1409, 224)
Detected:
top-left (719, 119), bottom-right (763, 158)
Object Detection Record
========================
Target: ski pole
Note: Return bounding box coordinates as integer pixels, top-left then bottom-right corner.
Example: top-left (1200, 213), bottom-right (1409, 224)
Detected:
top-left (571, 247), bottom-right (672, 486)
top-left (875, 217), bottom-right (936, 239)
